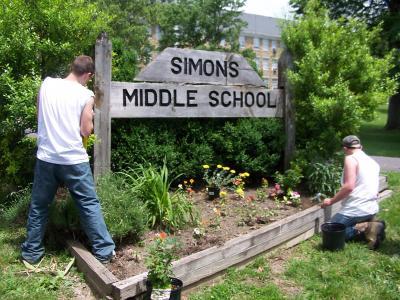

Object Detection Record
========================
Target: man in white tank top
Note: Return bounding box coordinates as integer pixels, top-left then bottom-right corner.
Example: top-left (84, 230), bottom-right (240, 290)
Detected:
top-left (21, 56), bottom-right (115, 264)
top-left (321, 135), bottom-right (385, 250)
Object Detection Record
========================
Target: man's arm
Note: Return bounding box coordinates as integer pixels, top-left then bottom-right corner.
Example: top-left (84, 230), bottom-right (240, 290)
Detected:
top-left (321, 156), bottom-right (357, 208)
top-left (80, 97), bottom-right (95, 137)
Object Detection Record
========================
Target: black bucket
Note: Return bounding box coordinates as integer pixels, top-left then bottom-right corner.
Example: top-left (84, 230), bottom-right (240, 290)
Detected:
top-left (145, 277), bottom-right (183, 300)
top-left (321, 222), bottom-right (346, 251)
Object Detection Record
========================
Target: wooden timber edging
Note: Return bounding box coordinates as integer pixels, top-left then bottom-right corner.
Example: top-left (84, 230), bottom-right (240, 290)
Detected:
top-left (68, 176), bottom-right (392, 300)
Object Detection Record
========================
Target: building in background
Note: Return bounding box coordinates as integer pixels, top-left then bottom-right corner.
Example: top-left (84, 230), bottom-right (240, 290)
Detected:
top-left (238, 13), bottom-right (282, 89)
top-left (150, 12), bottom-right (282, 89)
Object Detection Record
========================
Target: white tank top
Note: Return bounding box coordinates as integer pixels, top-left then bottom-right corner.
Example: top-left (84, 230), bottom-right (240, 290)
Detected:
top-left (340, 150), bottom-right (380, 217)
top-left (36, 77), bottom-right (94, 165)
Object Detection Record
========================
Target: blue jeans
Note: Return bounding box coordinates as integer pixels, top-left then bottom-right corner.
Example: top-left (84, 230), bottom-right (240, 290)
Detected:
top-left (21, 159), bottom-right (115, 263)
top-left (331, 213), bottom-right (375, 241)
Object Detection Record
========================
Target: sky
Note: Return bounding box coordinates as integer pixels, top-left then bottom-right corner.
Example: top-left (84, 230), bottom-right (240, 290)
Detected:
top-left (243, 0), bottom-right (292, 18)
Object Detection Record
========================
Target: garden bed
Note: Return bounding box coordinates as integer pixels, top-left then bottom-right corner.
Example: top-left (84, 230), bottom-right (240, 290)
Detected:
top-left (68, 176), bottom-right (390, 299)
top-left (108, 187), bottom-right (313, 280)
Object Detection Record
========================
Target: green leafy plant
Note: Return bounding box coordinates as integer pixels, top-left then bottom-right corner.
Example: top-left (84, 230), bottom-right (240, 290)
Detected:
top-left (273, 166), bottom-right (303, 192)
top-left (306, 160), bottom-right (342, 196)
top-left (123, 162), bottom-right (198, 231)
top-left (145, 232), bottom-right (180, 289)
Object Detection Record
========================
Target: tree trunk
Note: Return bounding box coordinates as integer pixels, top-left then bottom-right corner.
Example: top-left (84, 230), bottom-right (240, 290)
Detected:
top-left (385, 93), bottom-right (400, 130)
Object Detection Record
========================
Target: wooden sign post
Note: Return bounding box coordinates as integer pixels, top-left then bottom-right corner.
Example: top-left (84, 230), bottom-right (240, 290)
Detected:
top-left (94, 34), bottom-right (289, 178)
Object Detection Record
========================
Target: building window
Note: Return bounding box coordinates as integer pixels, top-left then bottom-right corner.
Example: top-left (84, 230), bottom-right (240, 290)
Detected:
top-left (272, 60), bottom-right (278, 75)
top-left (262, 39), bottom-right (269, 51)
top-left (239, 36), bottom-right (245, 48)
top-left (271, 40), bottom-right (277, 49)
top-left (272, 79), bottom-right (278, 89)
top-left (253, 38), bottom-right (260, 49)
top-left (262, 58), bottom-right (269, 71)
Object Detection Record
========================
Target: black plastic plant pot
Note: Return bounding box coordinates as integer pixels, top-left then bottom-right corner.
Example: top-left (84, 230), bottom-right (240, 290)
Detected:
top-left (207, 187), bottom-right (220, 201)
top-left (321, 222), bottom-right (346, 251)
top-left (145, 277), bottom-right (183, 300)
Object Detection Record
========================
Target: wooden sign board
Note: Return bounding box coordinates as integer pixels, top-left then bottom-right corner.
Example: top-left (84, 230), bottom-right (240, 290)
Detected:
top-left (110, 82), bottom-right (283, 118)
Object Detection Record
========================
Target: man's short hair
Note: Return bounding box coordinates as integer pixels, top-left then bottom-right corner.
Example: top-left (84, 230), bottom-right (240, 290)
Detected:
top-left (71, 55), bottom-right (95, 76)
top-left (342, 135), bottom-right (361, 148)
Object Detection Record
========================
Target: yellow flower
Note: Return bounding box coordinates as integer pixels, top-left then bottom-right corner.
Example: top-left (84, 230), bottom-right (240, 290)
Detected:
top-left (219, 191), bottom-right (227, 197)
top-left (236, 188), bottom-right (244, 197)
top-left (244, 172), bottom-right (250, 177)
top-left (223, 167), bottom-right (230, 171)
top-left (239, 173), bottom-right (244, 177)
top-left (202, 164), bottom-right (210, 169)
top-left (217, 164), bottom-right (223, 168)
top-left (190, 178), bottom-right (195, 184)
top-left (230, 170), bottom-right (236, 174)
top-left (184, 180), bottom-right (188, 184)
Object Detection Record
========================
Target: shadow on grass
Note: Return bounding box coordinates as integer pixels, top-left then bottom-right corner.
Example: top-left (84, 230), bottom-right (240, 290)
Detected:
top-left (377, 238), bottom-right (400, 257)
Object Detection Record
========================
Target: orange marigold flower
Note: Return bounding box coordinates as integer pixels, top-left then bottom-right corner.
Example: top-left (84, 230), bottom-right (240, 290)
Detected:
top-left (159, 232), bottom-right (167, 240)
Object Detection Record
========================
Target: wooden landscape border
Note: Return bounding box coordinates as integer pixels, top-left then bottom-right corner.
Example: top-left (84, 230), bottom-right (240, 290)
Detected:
top-left (67, 176), bottom-right (392, 300)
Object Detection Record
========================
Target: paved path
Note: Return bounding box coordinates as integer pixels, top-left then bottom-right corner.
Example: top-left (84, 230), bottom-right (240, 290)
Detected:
top-left (371, 156), bottom-right (400, 172)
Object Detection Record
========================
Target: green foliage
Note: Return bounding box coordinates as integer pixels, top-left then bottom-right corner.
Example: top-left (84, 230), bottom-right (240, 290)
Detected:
top-left (273, 165), bottom-right (304, 192)
top-left (145, 235), bottom-right (180, 289)
top-left (112, 118), bottom-right (284, 181)
top-left (306, 159), bottom-right (342, 196)
top-left (0, 0), bottom-right (110, 196)
top-left (281, 0), bottom-right (398, 160)
top-left (124, 162), bottom-right (197, 231)
top-left (151, 0), bottom-right (246, 51)
top-left (97, 172), bottom-right (148, 241)
top-left (0, 186), bottom-right (31, 225)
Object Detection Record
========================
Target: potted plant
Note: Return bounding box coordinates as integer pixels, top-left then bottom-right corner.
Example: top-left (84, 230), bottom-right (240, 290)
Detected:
top-left (202, 164), bottom-right (249, 200)
top-left (145, 232), bottom-right (183, 300)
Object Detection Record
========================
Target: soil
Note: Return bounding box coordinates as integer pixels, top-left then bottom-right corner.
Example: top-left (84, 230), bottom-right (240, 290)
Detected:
top-left (107, 187), bottom-right (316, 280)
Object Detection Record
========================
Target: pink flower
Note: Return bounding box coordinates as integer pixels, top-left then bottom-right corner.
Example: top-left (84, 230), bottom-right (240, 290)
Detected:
top-left (275, 184), bottom-right (281, 191)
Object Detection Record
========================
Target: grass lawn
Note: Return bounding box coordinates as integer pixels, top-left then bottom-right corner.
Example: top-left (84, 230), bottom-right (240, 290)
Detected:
top-left (358, 104), bottom-right (400, 157)
top-left (0, 190), bottom-right (84, 300)
top-left (189, 172), bottom-right (400, 300)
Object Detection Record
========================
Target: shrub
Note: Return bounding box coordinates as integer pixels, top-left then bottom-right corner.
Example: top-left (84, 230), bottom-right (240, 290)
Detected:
top-left (96, 172), bottom-right (148, 242)
top-left (111, 118), bottom-right (284, 181)
top-left (281, 0), bottom-right (397, 160)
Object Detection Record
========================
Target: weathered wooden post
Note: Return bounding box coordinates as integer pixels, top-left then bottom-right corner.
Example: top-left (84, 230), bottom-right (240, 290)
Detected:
top-left (278, 49), bottom-right (295, 170)
top-left (94, 32), bottom-right (112, 178)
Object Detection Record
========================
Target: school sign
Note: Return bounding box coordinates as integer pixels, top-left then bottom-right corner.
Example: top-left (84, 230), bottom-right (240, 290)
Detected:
top-left (94, 34), bottom-right (286, 177)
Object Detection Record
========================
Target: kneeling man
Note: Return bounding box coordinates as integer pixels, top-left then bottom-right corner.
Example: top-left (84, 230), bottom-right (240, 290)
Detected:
top-left (321, 135), bottom-right (385, 249)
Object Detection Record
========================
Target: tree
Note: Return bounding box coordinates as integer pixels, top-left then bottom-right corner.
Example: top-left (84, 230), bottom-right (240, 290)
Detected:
top-left (290, 0), bottom-right (400, 129)
top-left (149, 0), bottom-right (246, 51)
top-left (0, 0), bottom-right (109, 195)
top-left (95, 0), bottom-right (153, 81)
top-left (281, 0), bottom-right (397, 160)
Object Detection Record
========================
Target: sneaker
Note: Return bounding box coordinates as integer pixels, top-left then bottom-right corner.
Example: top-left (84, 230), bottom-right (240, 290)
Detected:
top-left (99, 250), bottom-right (116, 264)
top-left (365, 222), bottom-right (385, 250)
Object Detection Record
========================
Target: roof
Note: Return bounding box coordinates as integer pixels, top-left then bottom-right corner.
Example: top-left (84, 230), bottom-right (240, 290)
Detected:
top-left (240, 13), bottom-right (282, 39)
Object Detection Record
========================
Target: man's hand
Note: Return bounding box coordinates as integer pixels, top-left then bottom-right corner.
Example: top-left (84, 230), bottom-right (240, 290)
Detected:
top-left (321, 198), bottom-right (333, 208)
